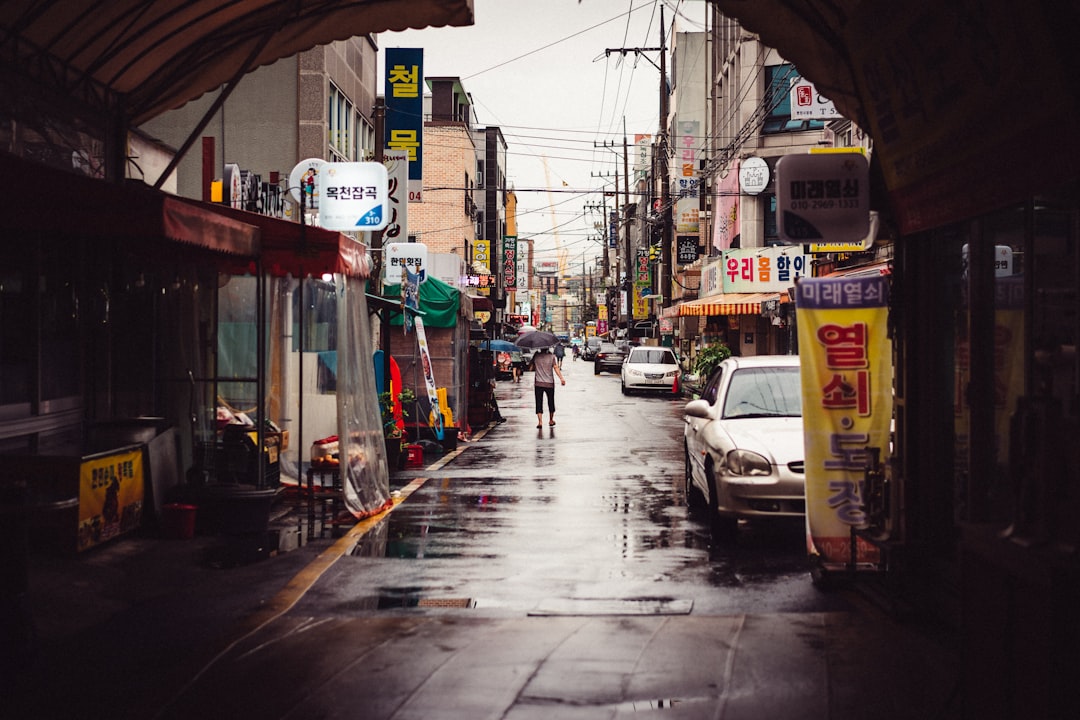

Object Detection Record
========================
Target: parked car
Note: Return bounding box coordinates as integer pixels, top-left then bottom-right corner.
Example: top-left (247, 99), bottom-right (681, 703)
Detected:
top-left (593, 342), bottom-right (627, 375)
top-left (621, 346), bottom-right (680, 394)
top-left (682, 355), bottom-right (804, 538)
top-left (582, 336), bottom-right (602, 361)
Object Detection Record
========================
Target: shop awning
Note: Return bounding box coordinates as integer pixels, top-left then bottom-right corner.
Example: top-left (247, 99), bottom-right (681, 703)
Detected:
top-left (1, 1), bottom-right (475, 126)
top-left (2, 150), bottom-right (259, 257)
top-left (383, 276), bottom-right (465, 328)
top-left (666, 292), bottom-right (786, 318)
top-left (209, 204), bottom-right (373, 279)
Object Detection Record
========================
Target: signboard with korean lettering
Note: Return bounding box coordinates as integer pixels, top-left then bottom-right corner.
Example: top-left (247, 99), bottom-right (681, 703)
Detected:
top-left (384, 48), bottom-right (423, 202)
top-left (676, 235), bottom-right (699, 265)
top-left (796, 275), bottom-right (892, 571)
top-left (382, 150), bottom-right (409, 243)
top-left (78, 447), bottom-right (145, 551)
top-left (385, 241), bottom-right (427, 284)
top-left (722, 246), bottom-right (810, 293)
top-left (776, 152), bottom-right (869, 244)
top-left (675, 120), bottom-right (700, 234)
top-left (789, 78), bottom-right (841, 121)
top-left (634, 134), bottom-right (651, 182)
top-left (502, 235), bottom-right (517, 289)
top-left (318, 162), bottom-right (388, 231)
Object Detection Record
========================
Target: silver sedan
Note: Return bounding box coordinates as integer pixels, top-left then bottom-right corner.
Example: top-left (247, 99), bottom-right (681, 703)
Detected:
top-left (682, 355), bottom-right (805, 538)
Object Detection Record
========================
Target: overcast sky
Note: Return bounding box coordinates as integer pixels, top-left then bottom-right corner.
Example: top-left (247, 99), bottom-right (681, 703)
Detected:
top-left (381, 0), bottom-right (709, 274)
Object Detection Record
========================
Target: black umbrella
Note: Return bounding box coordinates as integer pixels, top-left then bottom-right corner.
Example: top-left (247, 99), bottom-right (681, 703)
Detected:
top-left (514, 330), bottom-right (559, 349)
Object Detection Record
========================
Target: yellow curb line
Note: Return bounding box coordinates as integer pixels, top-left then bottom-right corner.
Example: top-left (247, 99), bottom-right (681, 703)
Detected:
top-left (157, 424), bottom-right (496, 714)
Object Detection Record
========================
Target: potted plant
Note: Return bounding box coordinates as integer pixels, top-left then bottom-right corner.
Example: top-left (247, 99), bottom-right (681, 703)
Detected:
top-left (379, 388), bottom-right (415, 470)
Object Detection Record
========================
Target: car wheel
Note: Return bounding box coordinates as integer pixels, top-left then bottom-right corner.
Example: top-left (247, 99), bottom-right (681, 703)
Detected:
top-left (684, 447), bottom-right (706, 510)
top-left (621, 383), bottom-right (628, 395)
top-left (705, 461), bottom-right (738, 541)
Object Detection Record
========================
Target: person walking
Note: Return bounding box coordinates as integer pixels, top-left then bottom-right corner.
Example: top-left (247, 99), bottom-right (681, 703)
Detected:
top-left (553, 341), bottom-right (565, 368)
top-left (529, 347), bottom-right (565, 429)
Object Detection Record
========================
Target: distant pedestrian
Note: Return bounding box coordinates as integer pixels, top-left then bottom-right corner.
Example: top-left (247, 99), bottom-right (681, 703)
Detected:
top-left (529, 348), bottom-right (565, 428)
top-left (553, 342), bottom-right (565, 368)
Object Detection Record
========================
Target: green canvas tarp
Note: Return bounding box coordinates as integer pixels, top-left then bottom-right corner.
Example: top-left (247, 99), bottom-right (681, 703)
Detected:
top-left (383, 275), bottom-right (461, 328)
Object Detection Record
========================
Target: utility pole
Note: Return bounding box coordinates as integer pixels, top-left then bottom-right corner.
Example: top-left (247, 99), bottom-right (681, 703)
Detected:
top-left (622, 126), bottom-right (633, 334)
top-left (604, 10), bottom-right (670, 330)
top-left (659, 5), bottom-right (672, 312)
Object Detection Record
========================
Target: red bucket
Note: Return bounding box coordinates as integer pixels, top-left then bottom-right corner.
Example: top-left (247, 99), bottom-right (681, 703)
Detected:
top-left (405, 444), bottom-right (424, 469)
top-left (161, 503), bottom-right (197, 540)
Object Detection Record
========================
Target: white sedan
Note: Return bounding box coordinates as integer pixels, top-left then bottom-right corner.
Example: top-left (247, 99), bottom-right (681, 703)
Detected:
top-left (682, 355), bottom-right (805, 538)
top-left (620, 346), bottom-right (680, 394)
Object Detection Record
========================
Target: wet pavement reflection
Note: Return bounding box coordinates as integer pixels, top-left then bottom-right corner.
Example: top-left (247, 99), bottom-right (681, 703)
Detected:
top-left (296, 359), bottom-right (852, 619)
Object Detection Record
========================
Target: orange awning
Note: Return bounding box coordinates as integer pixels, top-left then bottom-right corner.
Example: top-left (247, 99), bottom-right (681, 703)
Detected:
top-left (670, 292), bottom-right (786, 318)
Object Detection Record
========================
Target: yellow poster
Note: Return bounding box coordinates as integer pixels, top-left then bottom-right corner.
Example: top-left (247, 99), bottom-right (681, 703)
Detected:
top-left (796, 275), bottom-right (892, 569)
top-left (78, 447), bottom-right (145, 551)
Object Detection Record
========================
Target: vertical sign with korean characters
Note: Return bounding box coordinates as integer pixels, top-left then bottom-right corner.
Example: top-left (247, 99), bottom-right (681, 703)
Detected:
top-left (382, 150), bottom-right (409, 244)
top-left (502, 235), bottom-right (517, 289)
top-left (675, 120), bottom-right (699, 234)
top-left (384, 48), bottom-right (423, 202)
top-left (797, 275), bottom-right (892, 571)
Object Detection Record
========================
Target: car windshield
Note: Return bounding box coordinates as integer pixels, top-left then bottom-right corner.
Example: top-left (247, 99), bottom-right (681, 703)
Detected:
top-left (722, 366), bottom-right (802, 419)
top-left (628, 349), bottom-right (676, 365)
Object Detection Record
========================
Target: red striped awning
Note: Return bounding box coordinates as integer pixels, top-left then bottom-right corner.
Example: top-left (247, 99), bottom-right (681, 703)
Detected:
top-left (669, 292), bottom-right (785, 318)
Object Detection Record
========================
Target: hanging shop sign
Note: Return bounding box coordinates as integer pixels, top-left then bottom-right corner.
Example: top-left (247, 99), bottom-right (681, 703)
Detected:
top-left (776, 152), bottom-right (869, 244)
top-left (676, 235), bottom-right (700, 265)
top-left (384, 48), bottom-right (424, 202)
top-left (385, 241), bottom-right (427, 284)
top-left (502, 235), bottom-right (517, 289)
top-left (317, 162), bottom-right (388, 232)
top-left (738, 156), bottom-right (769, 195)
top-left (797, 274), bottom-right (892, 571)
top-left (676, 120), bottom-right (700, 233)
top-left (382, 150), bottom-right (409, 243)
top-left (289, 157), bottom-right (324, 210)
top-left (789, 78), bottom-right (841, 121)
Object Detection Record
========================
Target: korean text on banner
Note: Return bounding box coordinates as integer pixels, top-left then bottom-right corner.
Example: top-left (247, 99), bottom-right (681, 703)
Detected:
top-left (384, 48), bottom-right (423, 202)
top-left (796, 275), bottom-right (892, 570)
top-left (413, 317), bottom-right (443, 441)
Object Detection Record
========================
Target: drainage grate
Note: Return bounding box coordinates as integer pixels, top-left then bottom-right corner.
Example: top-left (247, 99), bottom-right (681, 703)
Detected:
top-left (416, 597), bottom-right (475, 608)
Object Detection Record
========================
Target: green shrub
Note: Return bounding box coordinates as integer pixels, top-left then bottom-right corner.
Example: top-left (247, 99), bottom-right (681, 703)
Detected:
top-left (692, 342), bottom-right (732, 381)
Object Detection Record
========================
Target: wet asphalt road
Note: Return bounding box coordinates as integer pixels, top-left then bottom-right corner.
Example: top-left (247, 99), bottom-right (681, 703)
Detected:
top-left (11, 354), bottom-right (961, 719)
top-left (300, 356), bottom-right (845, 617)
top-left (151, 357), bottom-right (955, 719)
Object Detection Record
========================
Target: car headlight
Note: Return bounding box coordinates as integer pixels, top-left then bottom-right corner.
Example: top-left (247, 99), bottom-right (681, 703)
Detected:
top-left (625, 368), bottom-right (642, 377)
top-left (725, 449), bottom-right (772, 476)
top-left (664, 370), bottom-right (678, 378)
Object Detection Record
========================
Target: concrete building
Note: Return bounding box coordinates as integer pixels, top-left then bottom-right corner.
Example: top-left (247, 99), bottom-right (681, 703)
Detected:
top-left (140, 37), bottom-right (379, 212)
top-left (662, 17), bottom-right (830, 360)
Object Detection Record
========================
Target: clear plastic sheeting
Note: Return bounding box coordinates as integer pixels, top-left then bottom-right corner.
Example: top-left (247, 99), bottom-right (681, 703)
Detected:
top-left (335, 274), bottom-right (390, 516)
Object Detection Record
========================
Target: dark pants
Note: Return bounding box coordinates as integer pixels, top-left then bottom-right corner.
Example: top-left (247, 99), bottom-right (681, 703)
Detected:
top-left (534, 384), bottom-right (555, 414)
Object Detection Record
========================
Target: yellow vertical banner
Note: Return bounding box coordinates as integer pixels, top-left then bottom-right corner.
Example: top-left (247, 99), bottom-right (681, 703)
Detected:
top-left (796, 275), bottom-right (892, 569)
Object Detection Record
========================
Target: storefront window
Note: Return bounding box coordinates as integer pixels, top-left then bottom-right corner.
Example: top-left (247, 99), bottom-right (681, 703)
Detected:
top-left (0, 243), bottom-right (32, 411)
top-left (953, 195), bottom-right (1078, 533)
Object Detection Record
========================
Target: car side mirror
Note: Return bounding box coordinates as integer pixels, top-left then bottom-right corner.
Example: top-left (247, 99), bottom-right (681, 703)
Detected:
top-left (684, 399), bottom-right (711, 418)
